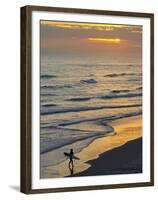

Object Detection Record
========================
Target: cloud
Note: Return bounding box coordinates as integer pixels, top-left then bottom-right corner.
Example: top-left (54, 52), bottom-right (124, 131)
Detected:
top-left (87, 37), bottom-right (121, 44)
top-left (40, 20), bottom-right (141, 32)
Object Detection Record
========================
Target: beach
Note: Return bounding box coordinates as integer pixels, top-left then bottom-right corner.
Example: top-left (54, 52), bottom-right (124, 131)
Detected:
top-left (74, 138), bottom-right (142, 177)
top-left (41, 115), bottom-right (142, 178)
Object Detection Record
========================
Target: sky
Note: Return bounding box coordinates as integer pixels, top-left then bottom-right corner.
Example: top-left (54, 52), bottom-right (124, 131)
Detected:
top-left (40, 20), bottom-right (142, 64)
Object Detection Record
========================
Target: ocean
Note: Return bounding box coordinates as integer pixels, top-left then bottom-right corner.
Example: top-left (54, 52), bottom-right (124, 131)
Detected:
top-left (40, 56), bottom-right (142, 178)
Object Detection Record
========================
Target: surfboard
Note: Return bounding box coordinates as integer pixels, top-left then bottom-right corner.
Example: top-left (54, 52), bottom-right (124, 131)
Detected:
top-left (64, 152), bottom-right (80, 160)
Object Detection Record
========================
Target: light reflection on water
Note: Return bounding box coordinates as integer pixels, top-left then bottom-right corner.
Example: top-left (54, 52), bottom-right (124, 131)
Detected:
top-left (40, 60), bottom-right (142, 178)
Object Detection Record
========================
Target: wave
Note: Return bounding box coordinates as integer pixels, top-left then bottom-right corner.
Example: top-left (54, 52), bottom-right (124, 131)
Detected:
top-left (41, 74), bottom-right (57, 79)
top-left (64, 63), bottom-right (106, 67)
top-left (42, 103), bottom-right (57, 107)
top-left (40, 134), bottom-right (109, 155)
top-left (65, 97), bottom-right (91, 102)
top-left (40, 110), bottom-right (142, 154)
top-left (41, 103), bottom-right (142, 115)
top-left (104, 73), bottom-right (136, 78)
top-left (65, 90), bottom-right (141, 102)
top-left (80, 78), bottom-right (97, 84)
top-left (100, 92), bottom-right (142, 99)
top-left (63, 63), bottom-right (136, 67)
top-left (41, 84), bottom-right (73, 90)
top-left (111, 89), bottom-right (130, 93)
top-left (58, 110), bottom-right (142, 127)
top-left (41, 93), bottom-right (57, 97)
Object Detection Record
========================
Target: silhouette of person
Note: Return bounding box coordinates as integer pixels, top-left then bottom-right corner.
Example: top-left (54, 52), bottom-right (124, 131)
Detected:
top-left (68, 149), bottom-right (74, 175)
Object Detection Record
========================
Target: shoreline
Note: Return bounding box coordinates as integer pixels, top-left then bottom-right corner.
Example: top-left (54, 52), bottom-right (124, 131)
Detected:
top-left (41, 115), bottom-right (142, 178)
top-left (72, 137), bottom-right (142, 177)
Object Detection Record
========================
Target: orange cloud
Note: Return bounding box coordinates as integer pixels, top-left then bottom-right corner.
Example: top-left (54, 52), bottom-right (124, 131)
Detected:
top-left (40, 21), bottom-right (140, 32)
top-left (87, 37), bottom-right (121, 44)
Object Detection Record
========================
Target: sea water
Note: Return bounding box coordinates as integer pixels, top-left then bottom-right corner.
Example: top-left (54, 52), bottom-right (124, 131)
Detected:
top-left (40, 56), bottom-right (142, 178)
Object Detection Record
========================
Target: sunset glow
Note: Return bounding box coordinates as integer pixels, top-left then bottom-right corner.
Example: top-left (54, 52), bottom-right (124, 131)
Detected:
top-left (88, 38), bottom-right (121, 44)
top-left (41, 21), bottom-right (139, 31)
top-left (40, 20), bottom-right (142, 64)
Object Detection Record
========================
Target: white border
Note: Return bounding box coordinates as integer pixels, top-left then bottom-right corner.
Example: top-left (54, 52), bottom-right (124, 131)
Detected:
top-left (32, 11), bottom-right (151, 189)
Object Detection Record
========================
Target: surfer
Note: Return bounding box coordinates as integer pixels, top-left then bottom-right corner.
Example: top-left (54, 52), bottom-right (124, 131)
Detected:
top-left (64, 149), bottom-right (80, 175)
top-left (69, 149), bottom-right (74, 169)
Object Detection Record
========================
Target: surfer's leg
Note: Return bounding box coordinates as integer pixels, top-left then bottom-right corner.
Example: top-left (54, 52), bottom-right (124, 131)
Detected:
top-left (68, 159), bottom-right (74, 175)
top-left (72, 160), bottom-right (74, 168)
top-left (69, 160), bottom-right (73, 168)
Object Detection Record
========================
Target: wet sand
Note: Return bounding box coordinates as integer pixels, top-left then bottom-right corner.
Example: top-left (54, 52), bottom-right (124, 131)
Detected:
top-left (73, 137), bottom-right (142, 177)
